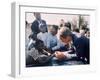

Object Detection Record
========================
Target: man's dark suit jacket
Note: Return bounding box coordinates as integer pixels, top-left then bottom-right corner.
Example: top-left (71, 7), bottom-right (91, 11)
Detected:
top-left (73, 36), bottom-right (90, 63)
top-left (31, 20), bottom-right (47, 35)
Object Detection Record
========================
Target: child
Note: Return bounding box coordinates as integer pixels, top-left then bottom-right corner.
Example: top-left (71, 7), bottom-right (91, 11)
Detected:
top-left (46, 25), bottom-right (60, 51)
top-left (26, 39), bottom-right (54, 66)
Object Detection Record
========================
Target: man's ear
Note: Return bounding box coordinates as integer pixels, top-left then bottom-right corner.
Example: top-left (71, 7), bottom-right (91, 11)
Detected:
top-left (60, 36), bottom-right (63, 39)
top-left (60, 36), bottom-right (66, 40)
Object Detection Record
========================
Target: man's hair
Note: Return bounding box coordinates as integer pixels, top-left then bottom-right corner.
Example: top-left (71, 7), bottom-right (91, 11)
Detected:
top-left (81, 25), bottom-right (89, 33)
top-left (59, 27), bottom-right (72, 38)
top-left (73, 28), bottom-right (79, 33)
top-left (33, 12), bottom-right (39, 15)
top-left (64, 22), bottom-right (71, 30)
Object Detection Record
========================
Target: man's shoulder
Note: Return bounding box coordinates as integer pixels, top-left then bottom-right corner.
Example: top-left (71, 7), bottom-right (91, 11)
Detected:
top-left (32, 20), bottom-right (38, 24)
top-left (41, 20), bottom-right (46, 23)
top-left (79, 36), bottom-right (89, 41)
top-left (75, 36), bottom-right (89, 44)
top-left (31, 20), bottom-right (39, 28)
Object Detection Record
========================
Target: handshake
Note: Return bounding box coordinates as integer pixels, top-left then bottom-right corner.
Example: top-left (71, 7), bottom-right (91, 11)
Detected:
top-left (43, 46), bottom-right (76, 60)
top-left (54, 50), bottom-right (76, 60)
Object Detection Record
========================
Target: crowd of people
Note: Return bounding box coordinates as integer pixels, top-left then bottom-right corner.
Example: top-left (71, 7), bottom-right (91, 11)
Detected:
top-left (26, 12), bottom-right (90, 67)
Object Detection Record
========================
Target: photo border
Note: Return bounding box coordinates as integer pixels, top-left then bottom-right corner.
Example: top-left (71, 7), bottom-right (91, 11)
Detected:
top-left (11, 2), bottom-right (96, 78)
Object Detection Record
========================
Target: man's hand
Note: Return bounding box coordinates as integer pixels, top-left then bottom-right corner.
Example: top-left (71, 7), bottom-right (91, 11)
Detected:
top-left (55, 51), bottom-right (66, 60)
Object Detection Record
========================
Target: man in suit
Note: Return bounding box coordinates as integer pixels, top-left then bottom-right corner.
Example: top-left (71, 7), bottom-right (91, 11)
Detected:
top-left (73, 34), bottom-right (90, 64)
top-left (55, 27), bottom-right (90, 64)
top-left (27, 13), bottom-right (47, 50)
top-left (31, 12), bottom-right (48, 35)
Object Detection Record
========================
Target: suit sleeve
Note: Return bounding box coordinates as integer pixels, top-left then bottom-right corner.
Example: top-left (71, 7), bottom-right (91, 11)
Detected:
top-left (31, 21), bottom-right (39, 34)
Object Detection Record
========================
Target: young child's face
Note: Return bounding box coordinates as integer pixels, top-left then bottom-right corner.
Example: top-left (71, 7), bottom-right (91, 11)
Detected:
top-left (49, 27), bottom-right (57, 35)
top-left (51, 29), bottom-right (57, 35)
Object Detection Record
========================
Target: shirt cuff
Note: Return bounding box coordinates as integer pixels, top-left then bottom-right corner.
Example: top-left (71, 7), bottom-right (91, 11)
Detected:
top-left (63, 51), bottom-right (77, 58)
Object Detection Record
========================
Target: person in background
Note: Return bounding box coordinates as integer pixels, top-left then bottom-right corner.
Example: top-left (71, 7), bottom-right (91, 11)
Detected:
top-left (64, 22), bottom-right (71, 30)
top-left (85, 28), bottom-right (90, 38)
top-left (25, 21), bottom-right (28, 28)
top-left (73, 28), bottom-right (81, 38)
top-left (31, 12), bottom-right (47, 35)
top-left (46, 25), bottom-right (60, 51)
top-left (80, 25), bottom-right (87, 36)
top-left (28, 12), bottom-right (47, 50)
top-left (59, 19), bottom-right (65, 28)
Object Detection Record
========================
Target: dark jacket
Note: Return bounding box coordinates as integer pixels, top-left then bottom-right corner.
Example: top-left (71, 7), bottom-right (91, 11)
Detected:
top-left (73, 36), bottom-right (90, 63)
top-left (31, 20), bottom-right (47, 35)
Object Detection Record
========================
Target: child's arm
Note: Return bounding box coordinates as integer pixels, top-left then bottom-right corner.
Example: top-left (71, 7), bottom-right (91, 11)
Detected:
top-left (52, 39), bottom-right (60, 51)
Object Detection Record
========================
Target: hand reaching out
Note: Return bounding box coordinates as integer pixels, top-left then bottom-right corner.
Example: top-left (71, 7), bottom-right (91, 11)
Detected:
top-left (55, 51), bottom-right (66, 60)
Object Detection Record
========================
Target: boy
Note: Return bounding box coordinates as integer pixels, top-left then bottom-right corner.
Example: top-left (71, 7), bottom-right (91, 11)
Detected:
top-left (46, 25), bottom-right (60, 51)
